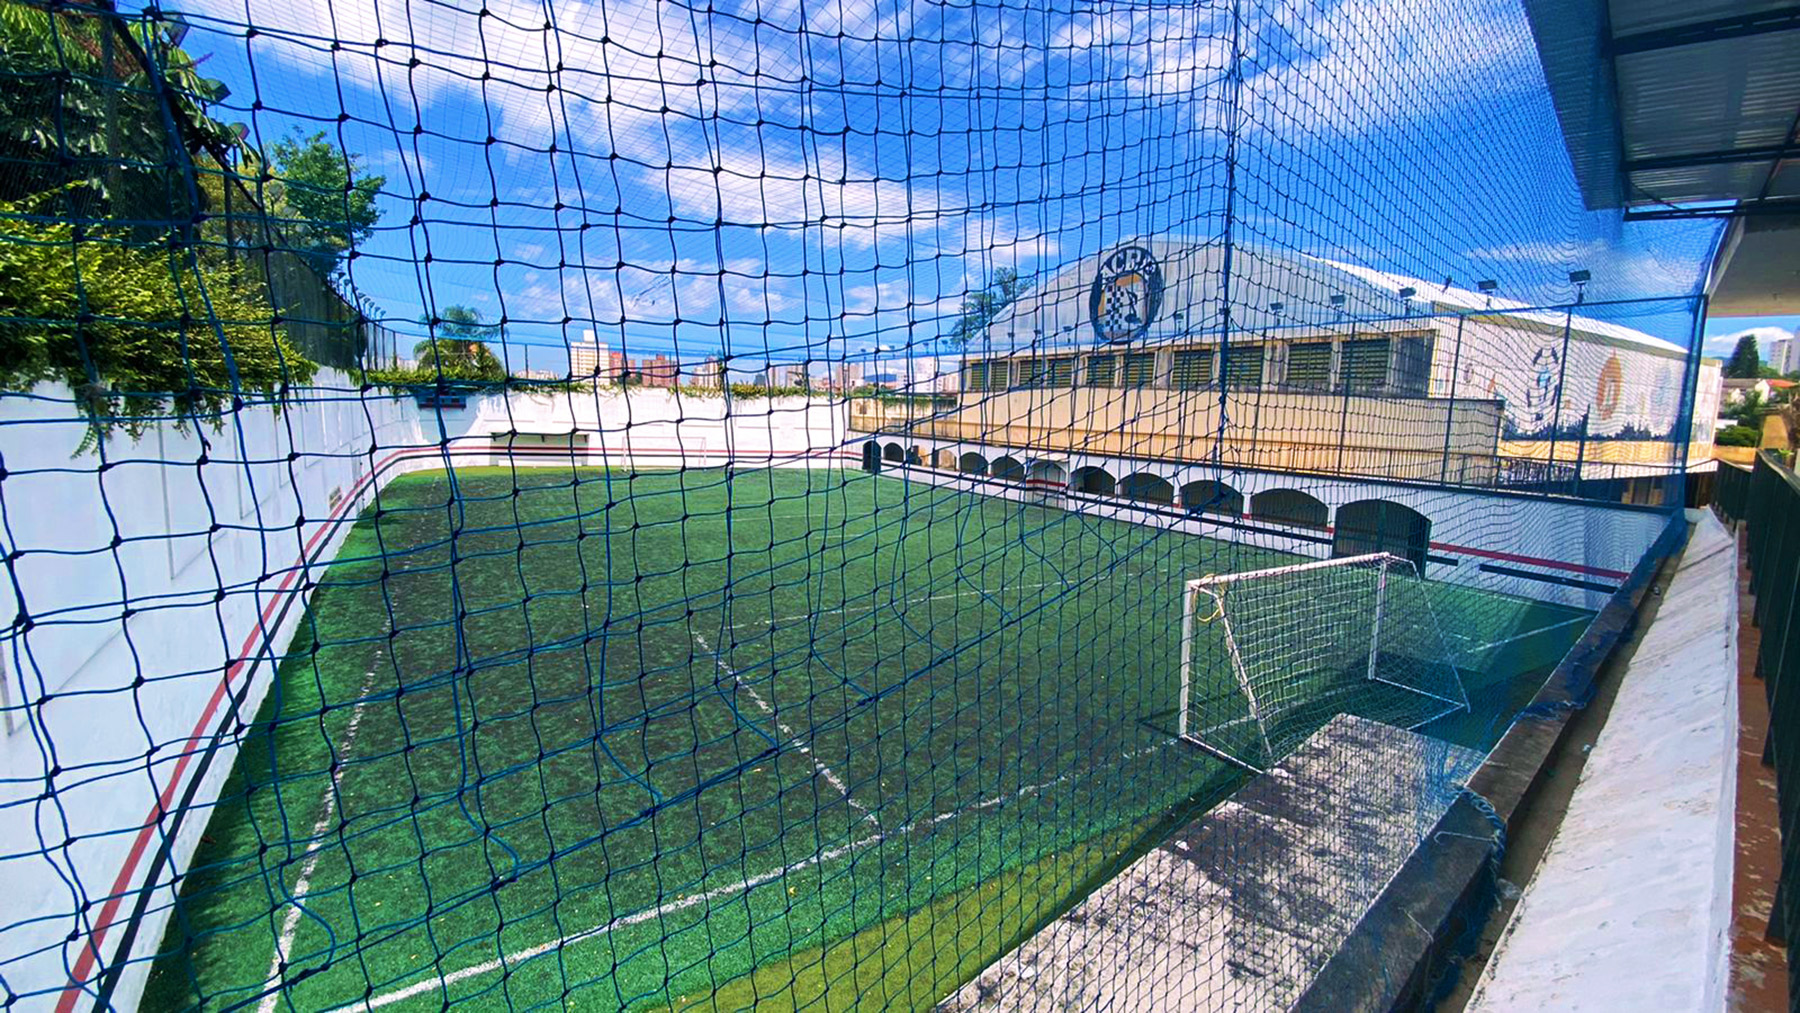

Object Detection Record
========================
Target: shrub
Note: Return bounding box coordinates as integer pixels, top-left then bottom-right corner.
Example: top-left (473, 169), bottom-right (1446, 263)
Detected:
top-left (1715, 425), bottom-right (1761, 448)
top-left (0, 192), bottom-right (316, 449)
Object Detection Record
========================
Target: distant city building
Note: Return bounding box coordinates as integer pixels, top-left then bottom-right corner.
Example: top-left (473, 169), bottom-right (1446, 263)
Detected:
top-left (760, 363), bottom-right (809, 388)
top-left (569, 334), bottom-right (609, 380)
top-left (692, 357), bottom-right (726, 388)
top-left (834, 363), bottom-right (863, 391)
top-left (636, 354), bottom-right (679, 388)
top-left (1771, 336), bottom-right (1797, 375)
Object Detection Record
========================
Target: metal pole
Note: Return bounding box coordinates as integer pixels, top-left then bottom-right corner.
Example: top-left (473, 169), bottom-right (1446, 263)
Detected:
top-left (1441, 314), bottom-right (1465, 483)
top-left (1548, 308), bottom-right (1574, 488)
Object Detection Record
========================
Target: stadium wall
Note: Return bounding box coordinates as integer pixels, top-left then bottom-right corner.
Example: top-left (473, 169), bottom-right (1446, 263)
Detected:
top-left (866, 437), bottom-right (1668, 612)
top-left (0, 382), bottom-right (848, 1010)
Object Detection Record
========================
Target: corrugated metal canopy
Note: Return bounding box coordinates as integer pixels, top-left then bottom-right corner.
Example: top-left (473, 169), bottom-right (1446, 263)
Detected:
top-left (1526, 0), bottom-right (1800, 210)
top-left (1525, 0), bottom-right (1800, 314)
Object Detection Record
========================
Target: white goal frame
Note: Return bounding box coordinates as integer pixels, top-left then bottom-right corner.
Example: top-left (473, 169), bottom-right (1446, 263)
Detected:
top-left (1177, 551), bottom-right (1468, 772)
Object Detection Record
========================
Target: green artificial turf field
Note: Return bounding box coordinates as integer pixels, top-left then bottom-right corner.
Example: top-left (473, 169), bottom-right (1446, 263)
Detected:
top-left (142, 466), bottom-right (1590, 1012)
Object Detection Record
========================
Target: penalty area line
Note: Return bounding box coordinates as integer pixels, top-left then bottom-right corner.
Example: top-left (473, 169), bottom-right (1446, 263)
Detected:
top-left (337, 735), bottom-right (1177, 1012)
top-left (693, 630), bottom-right (880, 828)
top-left (1449, 614), bottom-right (1591, 655)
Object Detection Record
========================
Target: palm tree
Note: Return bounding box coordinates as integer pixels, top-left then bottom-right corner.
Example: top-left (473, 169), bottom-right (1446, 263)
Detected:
top-left (414, 305), bottom-right (504, 381)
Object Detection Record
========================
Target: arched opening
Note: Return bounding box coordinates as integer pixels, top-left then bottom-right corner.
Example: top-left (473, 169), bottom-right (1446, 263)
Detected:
top-left (907, 446), bottom-right (924, 465)
top-left (935, 449), bottom-right (956, 470)
top-left (1179, 480), bottom-right (1243, 516)
top-left (861, 440), bottom-right (881, 473)
top-left (992, 456), bottom-right (1026, 482)
top-left (1071, 466), bottom-right (1115, 497)
top-left (1250, 488), bottom-right (1328, 529)
top-left (1333, 499), bottom-right (1432, 573)
top-left (883, 442), bottom-right (905, 463)
top-left (959, 452), bottom-right (989, 476)
top-left (1119, 472), bottom-right (1175, 505)
top-left (1028, 460), bottom-right (1068, 486)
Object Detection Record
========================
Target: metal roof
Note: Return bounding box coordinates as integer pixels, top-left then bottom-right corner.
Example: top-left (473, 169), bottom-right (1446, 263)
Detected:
top-left (983, 239), bottom-right (1687, 357)
top-left (1526, 0), bottom-right (1799, 213)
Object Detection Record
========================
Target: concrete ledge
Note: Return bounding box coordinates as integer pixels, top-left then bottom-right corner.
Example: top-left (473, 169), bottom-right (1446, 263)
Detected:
top-left (940, 716), bottom-right (1479, 1011)
top-left (1467, 513), bottom-right (1738, 1011)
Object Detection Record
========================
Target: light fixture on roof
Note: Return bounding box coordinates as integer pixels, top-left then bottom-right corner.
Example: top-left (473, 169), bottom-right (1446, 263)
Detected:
top-left (1398, 286), bottom-right (1417, 299)
top-left (1476, 279), bottom-right (1498, 293)
top-left (1269, 301), bottom-right (1284, 314)
top-left (1569, 269), bottom-right (1591, 305)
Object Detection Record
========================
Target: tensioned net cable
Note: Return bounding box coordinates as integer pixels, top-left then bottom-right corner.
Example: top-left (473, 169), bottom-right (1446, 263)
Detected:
top-left (0, 0), bottom-right (1721, 1008)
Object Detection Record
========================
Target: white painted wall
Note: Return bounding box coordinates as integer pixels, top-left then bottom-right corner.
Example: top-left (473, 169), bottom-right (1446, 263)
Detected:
top-left (0, 380), bottom-right (850, 1011)
top-left (872, 435), bottom-right (1668, 611)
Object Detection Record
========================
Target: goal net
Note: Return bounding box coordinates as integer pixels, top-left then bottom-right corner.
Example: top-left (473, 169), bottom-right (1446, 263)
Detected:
top-left (1179, 553), bottom-right (1469, 771)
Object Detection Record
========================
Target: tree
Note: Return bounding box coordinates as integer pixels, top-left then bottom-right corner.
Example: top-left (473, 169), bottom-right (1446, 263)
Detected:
top-left (1735, 388), bottom-right (1772, 429)
top-left (946, 268), bottom-right (1034, 349)
top-left (1725, 334), bottom-right (1762, 378)
top-left (0, 3), bottom-right (240, 223)
top-left (270, 130), bottom-right (384, 276)
top-left (413, 305), bottom-right (505, 382)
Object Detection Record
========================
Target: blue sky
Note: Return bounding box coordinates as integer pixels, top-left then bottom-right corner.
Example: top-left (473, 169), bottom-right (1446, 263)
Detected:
top-left (1702, 316), bottom-right (1799, 365)
top-left (150, 0), bottom-right (1725, 374)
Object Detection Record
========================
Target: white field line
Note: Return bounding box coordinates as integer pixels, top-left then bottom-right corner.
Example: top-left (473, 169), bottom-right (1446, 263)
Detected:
top-left (1450, 615), bottom-right (1591, 655)
top-left (257, 654), bottom-right (385, 1013)
top-left (337, 735), bottom-right (1177, 1012)
top-left (693, 630), bottom-right (879, 827)
top-left (726, 581), bottom-right (1061, 631)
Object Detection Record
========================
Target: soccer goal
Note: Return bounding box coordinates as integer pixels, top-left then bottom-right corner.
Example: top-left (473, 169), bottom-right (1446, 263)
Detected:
top-left (1177, 552), bottom-right (1470, 772)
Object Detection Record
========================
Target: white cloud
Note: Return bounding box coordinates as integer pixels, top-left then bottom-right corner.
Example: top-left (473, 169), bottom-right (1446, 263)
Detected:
top-left (647, 140), bottom-right (936, 248)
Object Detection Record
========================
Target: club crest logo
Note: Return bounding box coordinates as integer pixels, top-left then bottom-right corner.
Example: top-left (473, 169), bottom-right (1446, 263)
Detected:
top-left (1089, 245), bottom-right (1164, 344)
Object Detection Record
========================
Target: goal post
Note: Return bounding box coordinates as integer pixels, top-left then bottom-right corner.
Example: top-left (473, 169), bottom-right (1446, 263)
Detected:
top-left (1178, 552), bottom-right (1469, 772)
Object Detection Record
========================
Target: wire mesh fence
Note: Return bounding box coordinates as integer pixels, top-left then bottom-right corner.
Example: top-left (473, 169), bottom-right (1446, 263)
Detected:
top-left (1714, 451), bottom-right (1800, 1008)
top-left (0, 0), bottom-right (1725, 1008)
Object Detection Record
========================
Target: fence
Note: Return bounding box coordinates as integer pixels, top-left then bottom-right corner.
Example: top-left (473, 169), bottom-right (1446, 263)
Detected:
top-left (0, 0), bottom-right (1730, 1009)
top-left (1713, 451), bottom-right (1800, 1006)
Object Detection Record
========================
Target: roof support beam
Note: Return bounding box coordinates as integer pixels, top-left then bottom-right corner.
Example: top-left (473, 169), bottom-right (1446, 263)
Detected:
top-left (1625, 142), bottom-right (1799, 173)
top-left (1623, 200), bottom-right (1800, 221)
top-left (1606, 6), bottom-right (1800, 56)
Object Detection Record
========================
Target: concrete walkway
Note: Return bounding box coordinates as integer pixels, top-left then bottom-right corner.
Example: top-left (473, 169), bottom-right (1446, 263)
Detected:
top-left (1467, 514), bottom-right (1738, 1012)
top-left (941, 715), bottom-right (1480, 1012)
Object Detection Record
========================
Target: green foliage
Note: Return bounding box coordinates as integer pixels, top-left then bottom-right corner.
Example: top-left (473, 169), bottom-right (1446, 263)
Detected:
top-left (0, 1), bottom-right (238, 222)
top-left (1715, 425), bottom-right (1761, 448)
top-left (1725, 335), bottom-right (1762, 379)
top-left (728, 383), bottom-right (813, 400)
top-left (359, 367), bottom-right (587, 396)
top-left (0, 191), bottom-right (316, 448)
top-left (270, 130), bottom-right (384, 275)
top-left (1735, 388), bottom-right (1772, 428)
top-left (410, 304), bottom-right (505, 382)
top-left (946, 267), bottom-right (1034, 349)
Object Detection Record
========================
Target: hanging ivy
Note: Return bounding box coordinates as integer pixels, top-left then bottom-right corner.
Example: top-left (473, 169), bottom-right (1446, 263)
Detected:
top-left (0, 190), bottom-right (316, 449)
